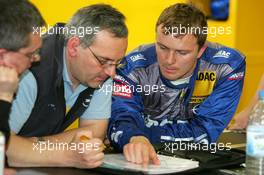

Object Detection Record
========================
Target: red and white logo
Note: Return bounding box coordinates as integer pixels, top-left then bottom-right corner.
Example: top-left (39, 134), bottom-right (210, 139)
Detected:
top-left (228, 72), bottom-right (244, 80)
top-left (113, 83), bottom-right (132, 98)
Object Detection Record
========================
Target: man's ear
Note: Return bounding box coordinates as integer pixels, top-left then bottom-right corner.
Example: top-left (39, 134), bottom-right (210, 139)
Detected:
top-left (66, 37), bottom-right (81, 58)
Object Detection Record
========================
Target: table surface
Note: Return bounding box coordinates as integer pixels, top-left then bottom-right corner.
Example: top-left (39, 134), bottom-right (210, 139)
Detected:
top-left (15, 166), bottom-right (245, 175)
top-left (16, 167), bottom-right (99, 175)
top-left (15, 131), bottom-right (246, 175)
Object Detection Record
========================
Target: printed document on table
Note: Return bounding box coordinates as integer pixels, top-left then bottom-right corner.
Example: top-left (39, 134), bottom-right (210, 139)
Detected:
top-left (102, 154), bottom-right (199, 174)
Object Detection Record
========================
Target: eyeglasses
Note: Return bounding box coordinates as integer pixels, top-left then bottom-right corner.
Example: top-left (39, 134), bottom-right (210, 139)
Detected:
top-left (16, 48), bottom-right (40, 62)
top-left (87, 47), bottom-right (124, 68)
top-left (6, 48), bottom-right (41, 62)
top-left (24, 48), bottom-right (41, 61)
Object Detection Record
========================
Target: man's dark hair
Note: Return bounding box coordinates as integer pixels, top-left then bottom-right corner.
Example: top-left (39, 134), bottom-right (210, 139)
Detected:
top-left (156, 3), bottom-right (207, 49)
top-left (0, 0), bottom-right (46, 51)
top-left (65, 4), bottom-right (128, 47)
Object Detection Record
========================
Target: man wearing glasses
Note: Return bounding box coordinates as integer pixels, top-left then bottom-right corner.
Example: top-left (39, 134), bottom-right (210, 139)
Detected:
top-left (7, 4), bottom-right (128, 167)
top-left (0, 0), bottom-right (44, 174)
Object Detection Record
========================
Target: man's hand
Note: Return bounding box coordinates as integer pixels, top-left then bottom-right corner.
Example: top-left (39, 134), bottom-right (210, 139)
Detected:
top-left (0, 66), bottom-right (18, 102)
top-left (123, 136), bottom-right (160, 165)
top-left (4, 168), bottom-right (16, 175)
top-left (229, 110), bottom-right (249, 130)
top-left (65, 130), bottom-right (104, 169)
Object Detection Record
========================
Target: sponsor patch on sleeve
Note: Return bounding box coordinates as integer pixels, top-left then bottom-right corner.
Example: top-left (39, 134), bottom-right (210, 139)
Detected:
top-left (130, 53), bottom-right (146, 62)
top-left (113, 82), bottom-right (132, 98)
top-left (213, 50), bottom-right (231, 58)
top-left (228, 72), bottom-right (244, 80)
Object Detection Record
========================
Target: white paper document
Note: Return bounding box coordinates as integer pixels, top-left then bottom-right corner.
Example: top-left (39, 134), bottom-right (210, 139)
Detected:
top-left (102, 154), bottom-right (199, 174)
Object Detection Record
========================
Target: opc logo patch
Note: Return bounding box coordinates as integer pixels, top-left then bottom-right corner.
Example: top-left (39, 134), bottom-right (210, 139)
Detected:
top-left (130, 54), bottom-right (146, 62)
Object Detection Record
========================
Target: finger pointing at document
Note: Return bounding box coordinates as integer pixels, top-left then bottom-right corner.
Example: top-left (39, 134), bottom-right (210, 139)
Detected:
top-left (123, 136), bottom-right (160, 165)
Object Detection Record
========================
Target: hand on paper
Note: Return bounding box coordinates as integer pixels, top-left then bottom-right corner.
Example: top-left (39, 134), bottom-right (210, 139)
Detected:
top-left (123, 136), bottom-right (160, 166)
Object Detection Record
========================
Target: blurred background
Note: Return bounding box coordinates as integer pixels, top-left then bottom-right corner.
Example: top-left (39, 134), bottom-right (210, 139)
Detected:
top-left (30, 0), bottom-right (264, 124)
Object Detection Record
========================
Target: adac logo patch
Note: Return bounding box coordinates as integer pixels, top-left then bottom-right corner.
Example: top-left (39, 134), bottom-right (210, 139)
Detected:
top-left (197, 71), bottom-right (216, 81)
top-left (213, 50), bottom-right (231, 58)
top-left (228, 72), bottom-right (244, 80)
top-left (193, 71), bottom-right (216, 97)
top-left (130, 53), bottom-right (146, 62)
top-left (113, 82), bottom-right (132, 98)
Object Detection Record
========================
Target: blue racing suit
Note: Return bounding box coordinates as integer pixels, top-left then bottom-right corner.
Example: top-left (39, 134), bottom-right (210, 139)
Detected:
top-left (108, 43), bottom-right (246, 151)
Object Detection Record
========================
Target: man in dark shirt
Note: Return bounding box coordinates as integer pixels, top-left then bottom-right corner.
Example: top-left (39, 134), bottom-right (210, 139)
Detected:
top-left (1, 0), bottom-right (127, 170)
top-left (0, 0), bottom-right (44, 145)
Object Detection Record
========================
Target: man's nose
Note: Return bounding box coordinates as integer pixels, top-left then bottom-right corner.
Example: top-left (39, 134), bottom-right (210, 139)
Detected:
top-left (167, 51), bottom-right (176, 65)
top-left (104, 65), bottom-right (116, 78)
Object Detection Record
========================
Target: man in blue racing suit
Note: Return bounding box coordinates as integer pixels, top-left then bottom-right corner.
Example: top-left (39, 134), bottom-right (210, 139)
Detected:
top-left (108, 3), bottom-right (246, 165)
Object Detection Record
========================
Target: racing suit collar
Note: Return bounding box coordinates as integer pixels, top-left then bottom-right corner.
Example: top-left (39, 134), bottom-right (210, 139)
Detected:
top-left (170, 74), bottom-right (192, 86)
